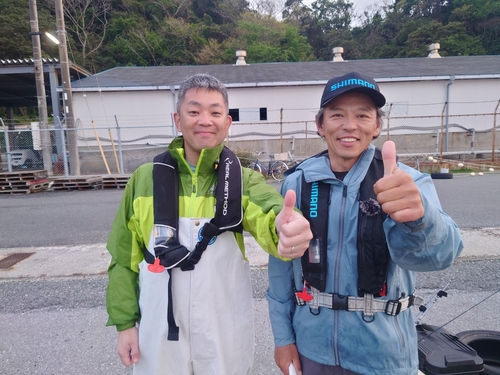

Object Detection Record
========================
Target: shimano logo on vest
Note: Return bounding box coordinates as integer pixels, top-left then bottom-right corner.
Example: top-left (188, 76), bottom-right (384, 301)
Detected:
top-left (310, 181), bottom-right (319, 218)
top-left (330, 79), bottom-right (375, 92)
top-left (223, 157), bottom-right (232, 216)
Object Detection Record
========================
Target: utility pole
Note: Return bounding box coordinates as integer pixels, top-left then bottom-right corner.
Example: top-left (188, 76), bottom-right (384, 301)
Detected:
top-left (29, 0), bottom-right (53, 174)
top-left (54, 0), bottom-right (80, 175)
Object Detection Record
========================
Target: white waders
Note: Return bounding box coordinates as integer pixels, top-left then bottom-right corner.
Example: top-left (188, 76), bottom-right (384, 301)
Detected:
top-left (135, 218), bottom-right (254, 375)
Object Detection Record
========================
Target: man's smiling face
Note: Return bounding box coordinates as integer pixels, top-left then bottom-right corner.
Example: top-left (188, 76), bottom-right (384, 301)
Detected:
top-left (317, 92), bottom-right (381, 172)
top-left (174, 87), bottom-right (232, 165)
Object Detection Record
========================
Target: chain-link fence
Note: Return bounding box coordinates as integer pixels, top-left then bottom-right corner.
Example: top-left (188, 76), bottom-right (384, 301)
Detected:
top-left (2, 109), bottom-right (500, 177)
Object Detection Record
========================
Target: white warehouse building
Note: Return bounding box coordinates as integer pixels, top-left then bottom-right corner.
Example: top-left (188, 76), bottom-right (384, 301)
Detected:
top-left (69, 46), bottom-right (500, 170)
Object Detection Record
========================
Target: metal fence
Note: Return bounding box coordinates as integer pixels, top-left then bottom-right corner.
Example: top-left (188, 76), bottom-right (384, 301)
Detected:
top-left (1, 109), bottom-right (500, 177)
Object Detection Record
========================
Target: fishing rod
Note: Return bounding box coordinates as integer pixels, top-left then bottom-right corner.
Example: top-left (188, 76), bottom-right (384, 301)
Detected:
top-left (414, 281), bottom-right (450, 326)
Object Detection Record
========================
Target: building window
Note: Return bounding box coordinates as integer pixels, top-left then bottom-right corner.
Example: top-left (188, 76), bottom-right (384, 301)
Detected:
top-left (229, 108), bottom-right (267, 122)
top-left (260, 107), bottom-right (267, 121)
top-left (229, 108), bottom-right (239, 121)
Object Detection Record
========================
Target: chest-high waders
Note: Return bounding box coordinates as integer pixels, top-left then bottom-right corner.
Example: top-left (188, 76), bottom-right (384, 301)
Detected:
top-left (296, 149), bottom-right (422, 322)
top-left (142, 147), bottom-right (243, 340)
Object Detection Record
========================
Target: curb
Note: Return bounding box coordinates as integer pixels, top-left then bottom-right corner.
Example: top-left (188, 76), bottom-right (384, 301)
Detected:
top-left (1, 228), bottom-right (499, 280)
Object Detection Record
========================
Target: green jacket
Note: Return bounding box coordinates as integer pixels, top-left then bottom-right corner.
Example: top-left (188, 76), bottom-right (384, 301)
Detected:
top-left (106, 138), bottom-right (284, 331)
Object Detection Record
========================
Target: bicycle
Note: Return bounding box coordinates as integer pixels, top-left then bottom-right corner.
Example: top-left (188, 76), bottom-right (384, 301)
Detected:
top-left (248, 152), bottom-right (289, 182)
top-left (285, 150), bottom-right (302, 168)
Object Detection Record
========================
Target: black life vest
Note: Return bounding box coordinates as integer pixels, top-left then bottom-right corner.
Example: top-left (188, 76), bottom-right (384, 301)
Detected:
top-left (143, 146), bottom-right (243, 340)
top-left (299, 149), bottom-right (390, 297)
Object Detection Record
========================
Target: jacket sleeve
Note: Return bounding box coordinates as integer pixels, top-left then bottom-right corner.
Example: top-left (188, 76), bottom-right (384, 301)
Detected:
top-left (384, 165), bottom-right (464, 271)
top-left (105, 170), bottom-right (148, 331)
top-left (241, 167), bottom-right (283, 257)
top-left (266, 173), bottom-right (301, 346)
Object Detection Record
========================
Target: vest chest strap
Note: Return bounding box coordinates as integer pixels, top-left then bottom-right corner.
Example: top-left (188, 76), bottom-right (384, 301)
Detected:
top-left (296, 287), bottom-right (423, 320)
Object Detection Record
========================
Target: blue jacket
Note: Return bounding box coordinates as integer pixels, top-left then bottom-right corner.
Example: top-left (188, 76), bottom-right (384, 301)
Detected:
top-left (266, 145), bottom-right (463, 375)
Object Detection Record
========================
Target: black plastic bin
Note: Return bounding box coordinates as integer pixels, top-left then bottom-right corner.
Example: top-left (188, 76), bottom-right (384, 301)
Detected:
top-left (417, 324), bottom-right (484, 375)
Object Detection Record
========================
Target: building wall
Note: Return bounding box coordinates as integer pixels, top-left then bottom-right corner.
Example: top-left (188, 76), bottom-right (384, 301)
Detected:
top-left (71, 77), bottom-right (500, 148)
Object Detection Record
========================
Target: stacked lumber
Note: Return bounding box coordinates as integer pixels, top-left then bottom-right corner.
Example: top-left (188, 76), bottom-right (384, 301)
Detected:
top-left (49, 175), bottom-right (103, 191)
top-left (0, 170), bottom-right (49, 194)
top-left (102, 174), bottom-right (131, 189)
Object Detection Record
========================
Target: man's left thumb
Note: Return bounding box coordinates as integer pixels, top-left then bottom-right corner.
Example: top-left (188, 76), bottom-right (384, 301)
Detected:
top-left (382, 140), bottom-right (398, 176)
top-left (280, 189), bottom-right (296, 220)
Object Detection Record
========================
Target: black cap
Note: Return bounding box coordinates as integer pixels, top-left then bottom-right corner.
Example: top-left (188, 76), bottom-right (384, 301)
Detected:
top-left (320, 71), bottom-right (386, 108)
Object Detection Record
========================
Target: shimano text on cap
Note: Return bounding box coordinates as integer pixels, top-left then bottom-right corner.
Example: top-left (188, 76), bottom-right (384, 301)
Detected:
top-left (320, 72), bottom-right (386, 108)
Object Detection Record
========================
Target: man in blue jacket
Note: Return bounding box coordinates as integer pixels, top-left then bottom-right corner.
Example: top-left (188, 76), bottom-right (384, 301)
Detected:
top-left (266, 71), bottom-right (463, 375)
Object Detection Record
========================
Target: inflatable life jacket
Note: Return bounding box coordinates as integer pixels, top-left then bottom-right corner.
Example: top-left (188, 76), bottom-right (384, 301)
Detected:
top-left (143, 146), bottom-right (243, 340)
top-left (300, 148), bottom-right (389, 296)
top-left (295, 149), bottom-right (422, 321)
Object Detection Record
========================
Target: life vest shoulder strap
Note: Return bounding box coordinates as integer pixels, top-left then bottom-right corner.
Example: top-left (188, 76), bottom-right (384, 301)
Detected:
top-left (357, 148), bottom-right (390, 297)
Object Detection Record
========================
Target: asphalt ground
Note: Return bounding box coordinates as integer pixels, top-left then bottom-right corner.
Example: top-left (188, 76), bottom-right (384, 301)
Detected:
top-left (1, 173), bottom-right (500, 375)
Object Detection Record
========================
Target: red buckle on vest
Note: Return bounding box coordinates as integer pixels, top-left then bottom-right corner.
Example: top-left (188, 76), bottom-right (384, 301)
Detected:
top-left (148, 258), bottom-right (165, 273)
top-left (296, 287), bottom-right (313, 302)
top-left (379, 283), bottom-right (387, 297)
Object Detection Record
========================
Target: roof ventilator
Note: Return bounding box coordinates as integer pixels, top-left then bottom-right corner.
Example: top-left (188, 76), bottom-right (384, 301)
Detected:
top-left (332, 47), bottom-right (345, 62)
top-left (235, 50), bottom-right (247, 65)
top-left (427, 43), bottom-right (441, 58)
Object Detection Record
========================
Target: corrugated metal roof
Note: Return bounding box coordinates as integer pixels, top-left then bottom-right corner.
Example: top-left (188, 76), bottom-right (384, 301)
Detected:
top-left (71, 55), bottom-right (500, 91)
top-left (0, 58), bottom-right (59, 65)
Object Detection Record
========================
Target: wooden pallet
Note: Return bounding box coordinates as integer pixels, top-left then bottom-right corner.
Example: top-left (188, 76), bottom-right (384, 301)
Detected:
top-left (0, 181), bottom-right (50, 194)
top-left (0, 170), bottom-right (48, 182)
top-left (0, 170), bottom-right (49, 194)
top-left (102, 174), bottom-right (131, 189)
top-left (49, 176), bottom-right (103, 191)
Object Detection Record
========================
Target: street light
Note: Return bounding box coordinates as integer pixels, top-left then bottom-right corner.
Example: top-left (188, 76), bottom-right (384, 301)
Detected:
top-left (44, 32), bottom-right (60, 45)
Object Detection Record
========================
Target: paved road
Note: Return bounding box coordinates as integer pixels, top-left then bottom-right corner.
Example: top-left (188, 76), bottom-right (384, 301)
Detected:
top-left (1, 173), bottom-right (500, 375)
top-left (0, 263), bottom-right (499, 375)
top-left (2, 173), bottom-right (500, 249)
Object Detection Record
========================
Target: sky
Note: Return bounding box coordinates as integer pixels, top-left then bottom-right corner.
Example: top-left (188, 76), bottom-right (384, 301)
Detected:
top-left (350, 0), bottom-right (380, 13)
top-left (303, 0), bottom-right (388, 19)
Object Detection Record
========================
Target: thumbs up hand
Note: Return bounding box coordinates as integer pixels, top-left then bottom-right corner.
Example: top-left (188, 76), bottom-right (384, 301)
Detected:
top-left (275, 190), bottom-right (313, 258)
top-left (374, 141), bottom-right (425, 223)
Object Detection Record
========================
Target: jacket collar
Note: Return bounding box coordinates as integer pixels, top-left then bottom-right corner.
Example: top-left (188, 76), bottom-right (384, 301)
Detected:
top-left (299, 144), bottom-right (376, 185)
top-left (167, 136), bottom-right (224, 175)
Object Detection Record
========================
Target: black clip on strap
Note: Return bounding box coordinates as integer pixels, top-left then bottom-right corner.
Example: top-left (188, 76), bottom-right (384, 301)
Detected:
top-left (385, 299), bottom-right (403, 316)
top-left (181, 222), bottom-right (220, 271)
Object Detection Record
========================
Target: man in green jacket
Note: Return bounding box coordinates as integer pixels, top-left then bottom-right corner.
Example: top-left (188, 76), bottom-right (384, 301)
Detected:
top-left (106, 73), bottom-right (313, 375)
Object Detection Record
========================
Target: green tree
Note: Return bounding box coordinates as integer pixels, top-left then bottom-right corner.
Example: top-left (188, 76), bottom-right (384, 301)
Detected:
top-left (310, 0), bottom-right (353, 32)
top-left (283, 0), bottom-right (355, 59)
top-left (0, 0), bottom-right (57, 59)
top-left (404, 20), bottom-right (485, 57)
top-left (105, 16), bottom-right (206, 66)
top-left (220, 12), bottom-right (314, 63)
top-left (450, 0), bottom-right (500, 54)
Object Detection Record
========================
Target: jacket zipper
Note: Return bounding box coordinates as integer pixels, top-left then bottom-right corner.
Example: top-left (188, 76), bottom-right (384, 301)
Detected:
top-left (333, 184), bottom-right (348, 365)
top-left (188, 172), bottom-right (198, 216)
top-left (394, 286), bottom-right (406, 348)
